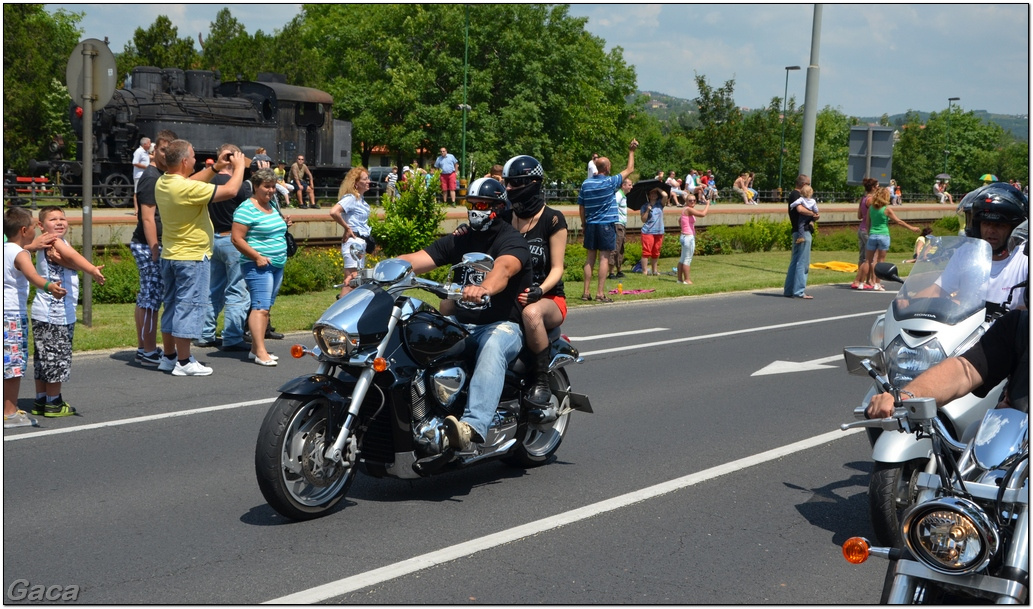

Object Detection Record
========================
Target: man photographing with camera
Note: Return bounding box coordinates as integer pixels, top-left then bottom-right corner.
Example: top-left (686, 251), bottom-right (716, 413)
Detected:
top-left (154, 141), bottom-right (247, 377)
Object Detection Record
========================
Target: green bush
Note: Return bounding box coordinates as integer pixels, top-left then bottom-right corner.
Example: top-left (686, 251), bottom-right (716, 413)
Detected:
top-left (657, 234), bottom-right (681, 258)
top-left (371, 170), bottom-right (445, 257)
top-left (813, 225), bottom-right (859, 251)
top-left (563, 243), bottom-right (587, 282)
top-left (93, 243), bottom-right (139, 304)
top-left (934, 214), bottom-right (960, 234)
top-left (737, 218), bottom-right (779, 252)
top-left (280, 246), bottom-right (345, 295)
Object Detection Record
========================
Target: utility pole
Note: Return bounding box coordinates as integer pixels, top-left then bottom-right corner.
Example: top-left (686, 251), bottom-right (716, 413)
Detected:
top-left (798, 4), bottom-right (823, 182)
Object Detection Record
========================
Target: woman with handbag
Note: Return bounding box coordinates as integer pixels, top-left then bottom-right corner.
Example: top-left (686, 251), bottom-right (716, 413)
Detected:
top-left (231, 168), bottom-right (291, 367)
top-left (329, 167), bottom-right (374, 298)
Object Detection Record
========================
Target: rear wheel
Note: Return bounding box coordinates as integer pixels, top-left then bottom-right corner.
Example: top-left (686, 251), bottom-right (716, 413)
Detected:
top-left (503, 369), bottom-right (571, 467)
top-left (255, 395), bottom-right (358, 520)
top-left (869, 459), bottom-right (927, 547)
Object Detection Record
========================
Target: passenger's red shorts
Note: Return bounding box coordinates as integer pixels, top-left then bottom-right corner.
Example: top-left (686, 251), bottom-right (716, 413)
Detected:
top-left (641, 233), bottom-right (664, 258)
top-left (440, 172), bottom-right (457, 192)
top-left (544, 294), bottom-right (567, 322)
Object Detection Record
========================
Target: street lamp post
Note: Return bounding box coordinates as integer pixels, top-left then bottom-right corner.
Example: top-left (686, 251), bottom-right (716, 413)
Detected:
top-left (460, 5), bottom-right (470, 180)
top-left (778, 65), bottom-right (801, 199)
top-left (943, 96), bottom-right (959, 175)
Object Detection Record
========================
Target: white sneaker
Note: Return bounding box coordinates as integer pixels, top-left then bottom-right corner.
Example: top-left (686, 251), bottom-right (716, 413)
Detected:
top-left (4, 410), bottom-right (39, 429)
top-left (172, 356), bottom-right (213, 376)
top-left (157, 355), bottom-right (177, 372)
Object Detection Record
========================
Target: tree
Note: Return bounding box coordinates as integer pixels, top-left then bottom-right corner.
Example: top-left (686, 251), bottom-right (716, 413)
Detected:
top-left (3, 4), bottom-right (82, 171)
top-left (891, 107), bottom-right (1027, 197)
top-left (299, 4), bottom-right (636, 184)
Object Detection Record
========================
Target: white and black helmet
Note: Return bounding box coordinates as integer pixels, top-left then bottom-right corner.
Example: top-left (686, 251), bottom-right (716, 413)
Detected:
top-left (464, 177), bottom-right (509, 231)
top-left (502, 155), bottom-right (545, 217)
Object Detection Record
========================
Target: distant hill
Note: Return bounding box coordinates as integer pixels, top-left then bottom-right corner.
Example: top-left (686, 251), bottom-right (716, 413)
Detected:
top-left (634, 91), bottom-right (1028, 142)
top-left (860, 111), bottom-right (1029, 142)
top-left (633, 91), bottom-right (698, 122)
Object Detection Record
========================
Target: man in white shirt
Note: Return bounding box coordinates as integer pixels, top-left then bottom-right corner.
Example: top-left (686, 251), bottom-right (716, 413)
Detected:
top-left (132, 136), bottom-right (151, 216)
top-left (587, 153), bottom-right (599, 180)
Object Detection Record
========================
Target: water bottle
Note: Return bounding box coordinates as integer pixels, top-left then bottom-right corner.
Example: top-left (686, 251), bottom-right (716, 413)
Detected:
top-left (617, 282), bottom-right (623, 294)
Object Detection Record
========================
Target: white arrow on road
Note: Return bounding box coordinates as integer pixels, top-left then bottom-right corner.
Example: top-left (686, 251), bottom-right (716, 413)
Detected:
top-left (751, 354), bottom-right (842, 376)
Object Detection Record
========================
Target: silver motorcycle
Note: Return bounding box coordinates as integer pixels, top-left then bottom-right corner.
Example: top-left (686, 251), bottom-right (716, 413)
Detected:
top-left (840, 348), bottom-right (1028, 604)
top-left (849, 236), bottom-right (1008, 546)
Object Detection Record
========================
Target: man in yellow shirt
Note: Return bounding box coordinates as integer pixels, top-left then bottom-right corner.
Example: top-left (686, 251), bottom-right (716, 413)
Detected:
top-left (155, 140), bottom-right (247, 376)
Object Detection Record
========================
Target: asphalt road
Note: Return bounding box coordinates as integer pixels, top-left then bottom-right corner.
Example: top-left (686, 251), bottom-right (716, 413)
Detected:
top-left (3, 283), bottom-right (897, 603)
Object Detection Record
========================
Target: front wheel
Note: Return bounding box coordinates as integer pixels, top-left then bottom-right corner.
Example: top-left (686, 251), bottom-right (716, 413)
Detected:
top-left (869, 459), bottom-right (928, 547)
top-left (255, 395), bottom-right (357, 520)
top-left (503, 369), bottom-right (572, 468)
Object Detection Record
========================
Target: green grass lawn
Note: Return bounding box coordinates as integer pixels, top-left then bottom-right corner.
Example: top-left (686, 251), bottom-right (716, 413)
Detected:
top-left (64, 249), bottom-right (881, 353)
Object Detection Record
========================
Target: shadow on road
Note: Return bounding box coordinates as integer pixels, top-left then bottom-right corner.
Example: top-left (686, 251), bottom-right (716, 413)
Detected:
top-left (785, 460), bottom-right (875, 546)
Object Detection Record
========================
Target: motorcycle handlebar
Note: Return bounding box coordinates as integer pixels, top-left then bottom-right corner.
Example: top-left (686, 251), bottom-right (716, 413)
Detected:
top-left (412, 278), bottom-right (491, 306)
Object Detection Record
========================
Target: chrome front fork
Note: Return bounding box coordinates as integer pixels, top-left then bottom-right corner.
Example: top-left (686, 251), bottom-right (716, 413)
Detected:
top-left (325, 305), bottom-right (404, 462)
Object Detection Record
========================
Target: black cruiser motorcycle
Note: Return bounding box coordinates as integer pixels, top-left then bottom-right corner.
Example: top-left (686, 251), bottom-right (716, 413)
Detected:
top-left (255, 253), bottom-right (592, 520)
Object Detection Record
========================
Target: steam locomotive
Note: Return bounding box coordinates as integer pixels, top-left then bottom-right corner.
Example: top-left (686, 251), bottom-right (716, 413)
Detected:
top-left (32, 66), bottom-right (352, 207)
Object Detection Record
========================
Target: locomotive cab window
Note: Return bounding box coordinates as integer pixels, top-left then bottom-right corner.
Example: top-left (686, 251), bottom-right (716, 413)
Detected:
top-left (295, 102), bottom-right (325, 128)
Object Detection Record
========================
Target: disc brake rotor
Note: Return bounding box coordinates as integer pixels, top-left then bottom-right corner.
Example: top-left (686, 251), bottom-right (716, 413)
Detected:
top-left (300, 422), bottom-right (346, 487)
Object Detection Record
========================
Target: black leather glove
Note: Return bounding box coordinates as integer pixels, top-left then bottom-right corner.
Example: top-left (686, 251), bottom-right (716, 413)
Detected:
top-left (453, 223), bottom-right (470, 236)
top-left (525, 283), bottom-right (543, 304)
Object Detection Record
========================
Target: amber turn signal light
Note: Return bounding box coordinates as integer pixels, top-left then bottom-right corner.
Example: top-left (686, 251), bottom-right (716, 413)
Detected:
top-left (290, 344), bottom-right (305, 359)
top-left (372, 357), bottom-right (388, 372)
top-left (842, 537), bottom-right (871, 564)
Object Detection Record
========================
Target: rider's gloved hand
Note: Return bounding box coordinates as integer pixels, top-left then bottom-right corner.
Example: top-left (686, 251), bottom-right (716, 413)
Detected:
top-left (524, 283), bottom-right (543, 304)
top-left (453, 224), bottom-right (470, 237)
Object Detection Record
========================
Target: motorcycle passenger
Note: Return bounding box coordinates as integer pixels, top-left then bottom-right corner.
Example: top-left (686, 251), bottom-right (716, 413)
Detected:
top-left (866, 308), bottom-right (1028, 419)
top-left (501, 156), bottom-right (569, 418)
top-left (913, 183), bottom-right (1028, 309)
top-left (398, 178), bottom-right (533, 452)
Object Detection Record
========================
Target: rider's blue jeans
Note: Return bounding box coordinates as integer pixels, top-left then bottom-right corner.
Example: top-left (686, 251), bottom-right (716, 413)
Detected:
top-left (460, 320), bottom-right (523, 442)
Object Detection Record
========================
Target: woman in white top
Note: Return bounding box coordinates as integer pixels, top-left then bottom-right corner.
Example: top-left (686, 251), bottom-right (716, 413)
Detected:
top-left (329, 167), bottom-right (373, 298)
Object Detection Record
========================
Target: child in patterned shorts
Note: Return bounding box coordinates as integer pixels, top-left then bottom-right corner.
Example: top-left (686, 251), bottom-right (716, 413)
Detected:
top-left (29, 207), bottom-right (106, 417)
top-left (4, 207), bottom-right (67, 429)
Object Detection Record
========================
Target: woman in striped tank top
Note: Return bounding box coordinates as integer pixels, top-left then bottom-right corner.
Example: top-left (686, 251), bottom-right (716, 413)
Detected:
top-left (232, 168), bottom-right (291, 366)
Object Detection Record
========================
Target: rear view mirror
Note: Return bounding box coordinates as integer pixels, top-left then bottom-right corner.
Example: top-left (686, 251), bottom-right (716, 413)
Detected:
top-left (874, 262), bottom-right (902, 283)
top-left (843, 346), bottom-right (885, 376)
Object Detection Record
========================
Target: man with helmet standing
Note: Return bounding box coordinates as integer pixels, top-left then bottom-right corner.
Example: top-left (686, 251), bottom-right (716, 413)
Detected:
top-left (578, 139), bottom-right (639, 302)
top-left (399, 178), bottom-right (533, 452)
top-left (918, 183), bottom-right (1028, 310)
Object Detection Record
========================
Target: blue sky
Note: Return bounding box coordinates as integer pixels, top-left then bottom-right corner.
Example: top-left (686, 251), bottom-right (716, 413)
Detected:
top-left (47, 3), bottom-right (1030, 118)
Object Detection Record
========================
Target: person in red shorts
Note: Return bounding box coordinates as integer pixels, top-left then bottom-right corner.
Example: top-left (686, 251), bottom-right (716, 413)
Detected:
top-left (434, 147), bottom-right (459, 205)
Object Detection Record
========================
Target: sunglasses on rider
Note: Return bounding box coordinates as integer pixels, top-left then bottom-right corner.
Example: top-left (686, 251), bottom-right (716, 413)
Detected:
top-left (465, 199), bottom-right (496, 211)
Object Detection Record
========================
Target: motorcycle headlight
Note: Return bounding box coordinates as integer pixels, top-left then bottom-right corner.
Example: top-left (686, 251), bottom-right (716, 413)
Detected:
top-left (313, 325), bottom-right (358, 358)
top-left (869, 315), bottom-right (885, 348)
top-left (902, 497), bottom-right (999, 575)
top-left (885, 335), bottom-right (946, 387)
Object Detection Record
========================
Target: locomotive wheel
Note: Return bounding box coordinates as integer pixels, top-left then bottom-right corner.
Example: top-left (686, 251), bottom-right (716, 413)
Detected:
top-left (100, 172), bottom-right (133, 208)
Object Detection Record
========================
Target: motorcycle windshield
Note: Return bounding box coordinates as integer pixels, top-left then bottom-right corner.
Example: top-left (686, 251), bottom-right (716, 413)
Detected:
top-left (891, 236), bottom-right (992, 325)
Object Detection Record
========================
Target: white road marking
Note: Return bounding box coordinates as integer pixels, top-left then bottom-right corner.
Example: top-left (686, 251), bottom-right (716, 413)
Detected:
top-left (566, 327), bottom-right (669, 341)
top-left (2, 398), bottom-right (274, 442)
top-left (5, 311), bottom-right (883, 442)
top-left (579, 310), bottom-right (883, 357)
top-left (751, 354), bottom-right (844, 376)
top-left (265, 427), bottom-right (865, 604)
